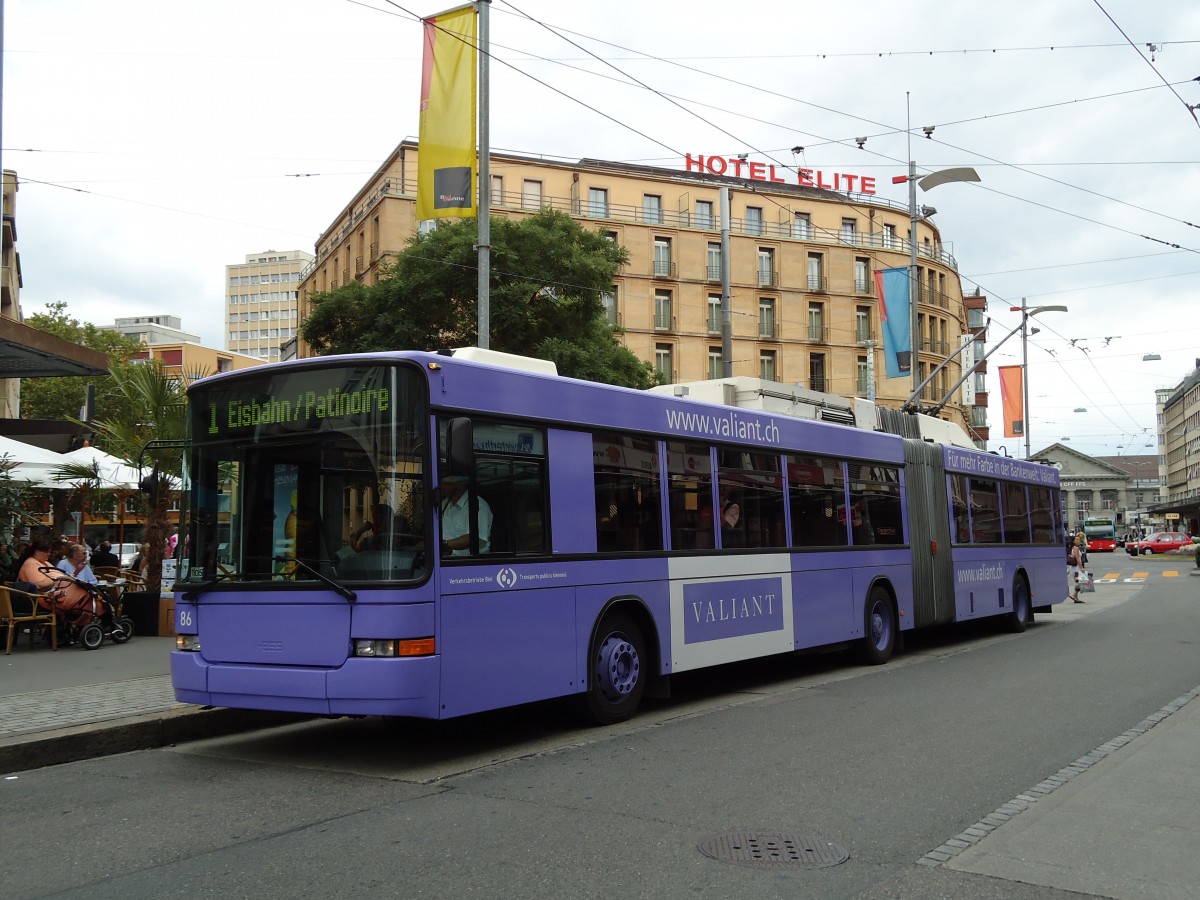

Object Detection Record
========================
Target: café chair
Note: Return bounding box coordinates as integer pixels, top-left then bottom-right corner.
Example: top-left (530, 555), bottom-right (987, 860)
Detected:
top-left (1, 583), bottom-right (58, 654)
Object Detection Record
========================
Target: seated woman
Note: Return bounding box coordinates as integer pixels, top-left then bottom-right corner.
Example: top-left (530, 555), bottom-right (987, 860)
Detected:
top-left (15, 537), bottom-right (97, 623)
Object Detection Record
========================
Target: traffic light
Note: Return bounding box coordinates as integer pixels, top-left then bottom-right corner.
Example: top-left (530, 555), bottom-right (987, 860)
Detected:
top-left (139, 466), bottom-right (160, 506)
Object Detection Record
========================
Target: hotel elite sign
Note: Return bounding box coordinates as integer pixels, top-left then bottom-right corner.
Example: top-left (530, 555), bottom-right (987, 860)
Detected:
top-left (685, 154), bottom-right (877, 195)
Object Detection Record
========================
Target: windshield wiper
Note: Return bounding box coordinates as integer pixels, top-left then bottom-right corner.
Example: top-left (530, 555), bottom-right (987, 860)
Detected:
top-left (273, 557), bottom-right (357, 603)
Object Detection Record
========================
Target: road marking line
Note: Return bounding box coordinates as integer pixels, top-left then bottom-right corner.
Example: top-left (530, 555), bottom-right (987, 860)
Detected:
top-left (1164, 571), bottom-right (1179, 577)
top-left (1102, 573), bottom-right (1119, 579)
top-left (1132, 572), bottom-right (1149, 578)
top-left (1124, 578), bottom-right (1147, 583)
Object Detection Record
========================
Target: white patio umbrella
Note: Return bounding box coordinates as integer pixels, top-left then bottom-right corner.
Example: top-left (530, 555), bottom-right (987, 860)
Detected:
top-left (0, 435), bottom-right (72, 488)
top-left (59, 446), bottom-right (143, 490)
top-left (0, 435), bottom-right (67, 468)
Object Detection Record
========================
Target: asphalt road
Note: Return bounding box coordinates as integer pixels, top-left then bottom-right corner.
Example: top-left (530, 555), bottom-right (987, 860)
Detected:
top-left (4, 555), bottom-right (1197, 899)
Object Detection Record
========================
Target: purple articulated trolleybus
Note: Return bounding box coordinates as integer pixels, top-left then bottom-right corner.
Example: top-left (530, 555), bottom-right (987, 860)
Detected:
top-left (171, 348), bottom-right (1064, 724)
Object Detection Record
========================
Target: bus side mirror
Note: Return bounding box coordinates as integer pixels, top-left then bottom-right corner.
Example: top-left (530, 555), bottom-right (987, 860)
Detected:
top-left (446, 417), bottom-right (474, 477)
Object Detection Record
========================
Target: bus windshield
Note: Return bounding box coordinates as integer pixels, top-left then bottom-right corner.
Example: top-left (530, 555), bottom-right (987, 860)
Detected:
top-left (178, 361), bottom-right (429, 586)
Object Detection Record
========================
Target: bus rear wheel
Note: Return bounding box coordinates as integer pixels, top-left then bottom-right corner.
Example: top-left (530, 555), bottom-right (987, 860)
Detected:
top-left (858, 587), bottom-right (896, 666)
top-left (1006, 575), bottom-right (1032, 633)
top-left (584, 610), bottom-right (646, 725)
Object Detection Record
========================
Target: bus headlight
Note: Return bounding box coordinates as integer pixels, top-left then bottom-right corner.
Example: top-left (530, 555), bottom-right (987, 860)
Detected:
top-left (354, 639), bottom-right (397, 658)
top-left (176, 634), bottom-right (201, 652)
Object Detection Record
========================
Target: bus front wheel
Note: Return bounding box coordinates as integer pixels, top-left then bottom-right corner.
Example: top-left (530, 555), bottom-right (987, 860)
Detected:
top-left (585, 611), bottom-right (646, 725)
top-left (858, 587), bottom-right (896, 666)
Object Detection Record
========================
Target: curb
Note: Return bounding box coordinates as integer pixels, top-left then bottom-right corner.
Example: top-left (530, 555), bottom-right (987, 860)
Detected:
top-left (0, 707), bottom-right (311, 774)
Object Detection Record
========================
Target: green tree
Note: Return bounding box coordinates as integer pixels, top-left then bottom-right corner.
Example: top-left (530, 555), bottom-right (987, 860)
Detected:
top-left (301, 210), bottom-right (659, 389)
top-left (19, 302), bottom-right (144, 420)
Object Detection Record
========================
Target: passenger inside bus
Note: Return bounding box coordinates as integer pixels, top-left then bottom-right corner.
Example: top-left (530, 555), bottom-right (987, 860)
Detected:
top-left (440, 475), bottom-right (492, 556)
top-left (352, 503), bottom-right (401, 552)
top-left (720, 488), bottom-right (743, 548)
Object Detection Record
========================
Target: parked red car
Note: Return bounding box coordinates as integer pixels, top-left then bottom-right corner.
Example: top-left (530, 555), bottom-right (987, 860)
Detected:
top-left (1125, 531), bottom-right (1193, 555)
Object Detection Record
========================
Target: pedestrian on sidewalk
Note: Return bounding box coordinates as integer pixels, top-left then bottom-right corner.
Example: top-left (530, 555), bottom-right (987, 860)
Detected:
top-left (1068, 533), bottom-right (1087, 603)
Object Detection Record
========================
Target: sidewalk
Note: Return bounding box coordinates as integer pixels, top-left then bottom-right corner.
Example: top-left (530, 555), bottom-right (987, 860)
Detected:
top-left (0, 635), bottom-right (300, 772)
top-left (3, 602), bottom-right (1200, 898)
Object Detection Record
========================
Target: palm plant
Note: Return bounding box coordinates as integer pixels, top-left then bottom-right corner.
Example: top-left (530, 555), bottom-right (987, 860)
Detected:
top-left (79, 360), bottom-right (191, 591)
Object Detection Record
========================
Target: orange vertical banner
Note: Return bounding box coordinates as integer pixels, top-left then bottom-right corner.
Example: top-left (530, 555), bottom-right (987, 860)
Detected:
top-left (999, 365), bottom-right (1025, 438)
top-left (417, 4), bottom-right (477, 221)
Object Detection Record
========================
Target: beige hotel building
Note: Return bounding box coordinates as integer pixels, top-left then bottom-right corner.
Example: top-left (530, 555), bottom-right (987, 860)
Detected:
top-left (298, 140), bottom-right (986, 442)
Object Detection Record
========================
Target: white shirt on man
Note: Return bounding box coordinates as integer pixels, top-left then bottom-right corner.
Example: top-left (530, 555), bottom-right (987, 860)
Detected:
top-left (441, 491), bottom-right (492, 555)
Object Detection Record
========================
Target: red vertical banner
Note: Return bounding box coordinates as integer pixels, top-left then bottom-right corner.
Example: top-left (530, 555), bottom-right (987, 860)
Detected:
top-left (999, 365), bottom-right (1025, 438)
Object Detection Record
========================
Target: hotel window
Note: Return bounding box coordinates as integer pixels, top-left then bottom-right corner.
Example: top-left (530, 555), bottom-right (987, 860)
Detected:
top-left (841, 218), bottom-right (857, 243)
top-left (745, 206), bottom-right (763, 235)
top-left (695, 200), bottom-right (714, 229)
top-left (601, 286), bottom-right (617, 325)
top-left (759, 297), bottom-right (776, 338)
top-left (857, 357), bottom-right (869, 395)
top-left (707, 294), bottom-right (721, 333)
top-left (883, 223), bottom-right (897, 248)
top-left (854, 257), bottom-right (871, 294)
top-left (759, 350), bottom-right (778, 382)
top-left (807, 253), bottom-right (825, 292)
top-left (643, 194), bottom-right (663, 224)
top-left (654, 290), bottom-right (673, 330)
top-left (491, 175), bottom-right (504, 203)
top-left (655, 344), bottom-right (674, 381)
top-left (757, 248), bottom-right (775, 287)
top-left (653, 238), bottom-right (673, 277)
top-left (707, 242), bottom-right (722, 281)
top-left (808, 302), bottom-right (826, 342)
top-left (794, 212), bottom-right (811, 239)
top-left (522, 179), bottom-right (543, 209)
top-left (855, 306), bottom-right (872, 343)
top-left (809, 353), bottom-right (827, 392)
top-left (708, 347), bottom-right (722, 380)
top-left (588, 187), bottom-right (609, 218)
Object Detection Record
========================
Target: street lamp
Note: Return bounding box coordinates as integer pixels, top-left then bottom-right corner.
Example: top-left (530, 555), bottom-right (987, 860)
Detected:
top-left (1017, 297), bottom-right (1069, 459)
top-left (918, 303), bottom-right (1066, 424)
top-left (894, 163), bottom-right (981, 400)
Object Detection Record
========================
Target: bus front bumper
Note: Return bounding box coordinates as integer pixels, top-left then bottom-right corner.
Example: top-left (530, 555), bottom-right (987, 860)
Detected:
top-left (170, 650), bottom-right (441, 718)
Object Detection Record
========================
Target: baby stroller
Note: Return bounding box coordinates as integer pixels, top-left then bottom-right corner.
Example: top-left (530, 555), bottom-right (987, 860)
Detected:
top-left (38, 567), bottom-right (134, 650)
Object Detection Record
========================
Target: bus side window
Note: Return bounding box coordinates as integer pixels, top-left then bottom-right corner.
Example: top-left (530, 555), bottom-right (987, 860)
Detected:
top-left (787, 454), bottom-right (847, 547)
top-left (474, 456), bottom-right (548, 556)
top-left (593, 432), bottom-right (662, 553)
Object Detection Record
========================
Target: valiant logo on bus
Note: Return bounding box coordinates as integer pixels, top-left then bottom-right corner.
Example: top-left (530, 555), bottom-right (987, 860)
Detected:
top-left (664, 409), bottom-right (782, 445)
top-left (683, 577), bottom-right (784, 644)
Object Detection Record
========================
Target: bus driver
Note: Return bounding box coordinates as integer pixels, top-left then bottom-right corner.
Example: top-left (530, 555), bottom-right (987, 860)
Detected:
top-left (439, 475), bottom-right (492, 556)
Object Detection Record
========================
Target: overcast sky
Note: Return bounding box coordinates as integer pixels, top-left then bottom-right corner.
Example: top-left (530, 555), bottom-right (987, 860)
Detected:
top-left (4, 0), bottom-right (1198, 459)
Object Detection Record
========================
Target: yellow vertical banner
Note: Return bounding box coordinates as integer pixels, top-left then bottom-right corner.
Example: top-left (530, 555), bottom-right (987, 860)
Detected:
top-left (417, 4), bottom-right (477, 221)
top-left (998, 365), bottom-right (1025, 438)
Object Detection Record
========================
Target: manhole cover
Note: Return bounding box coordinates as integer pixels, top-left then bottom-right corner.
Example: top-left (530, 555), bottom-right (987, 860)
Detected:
top-left (698, 831), bottom-right (850, 868)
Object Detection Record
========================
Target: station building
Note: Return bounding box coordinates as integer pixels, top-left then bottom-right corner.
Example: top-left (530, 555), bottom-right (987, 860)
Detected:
top-left (297, 140), bottom-right (984, 442)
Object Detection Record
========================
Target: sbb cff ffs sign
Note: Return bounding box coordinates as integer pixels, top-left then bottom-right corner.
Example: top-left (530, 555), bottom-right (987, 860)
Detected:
top-left (685, 154), bottom-right (877, 195)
